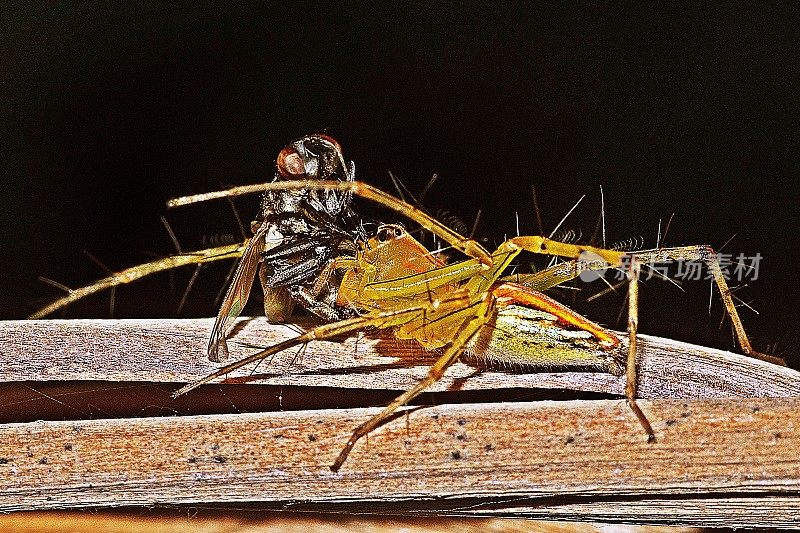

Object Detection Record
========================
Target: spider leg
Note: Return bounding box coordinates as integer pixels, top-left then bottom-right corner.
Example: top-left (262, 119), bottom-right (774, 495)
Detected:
top-left (503, 244), bottom-right (784, 366)
top-left (496, 272), bottom-right (653, 439)
top-left (330, 292), bottom-right (494, 471)
top-left (170, 180), bottom-right (493, 266)
top-left (507, 235), bottom-right (625, 269)
top-left (500, 255), bottom-right (611, 291)
top-left (625, 258), bottom-right (655, 440)
top-left (631, 246), bottom-right (783, 365)
top-left (29, 242), bottom-right (245, 319)
top-left (174, 290), bottom-right (473, 398)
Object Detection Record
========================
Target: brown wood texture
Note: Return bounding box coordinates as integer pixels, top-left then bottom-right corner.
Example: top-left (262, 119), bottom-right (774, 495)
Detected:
top-left (0, 399), bottom-right (799, 526)
top-left (3, 317), bottom-right (799, 398)
top-left (1, 318), bottom-right (799, 527)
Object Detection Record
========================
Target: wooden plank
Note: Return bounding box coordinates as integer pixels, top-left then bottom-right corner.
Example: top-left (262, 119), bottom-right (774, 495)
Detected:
top-left (0, 398), bottom-right (799, 527)
top-left (1, 318), bottom-right (800, 527)
top-left (2, 318), bottom-right (799, 398)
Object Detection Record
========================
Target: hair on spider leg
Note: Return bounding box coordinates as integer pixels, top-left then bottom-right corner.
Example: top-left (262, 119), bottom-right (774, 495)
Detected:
top-left (611, 236), bottom-right (645, 252)
top-left (80, 250), bottom-right (119, 316)
top-left (529, 183), bottom-right (546, 237)
top-left (387, 170), bottom-right (408, 204)
top-left (177, 264), bottom-right (204, 315)
top-left (223, 195), bottom-right (248, 241)
top-left (287, 342), bottom-right (310, 368)
top-left (550, 229), bottom-right (583, 245)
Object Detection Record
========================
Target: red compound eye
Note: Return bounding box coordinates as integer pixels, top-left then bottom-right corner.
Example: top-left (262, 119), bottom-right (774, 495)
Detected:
top-left (276, 145), bottom-right (306, 178)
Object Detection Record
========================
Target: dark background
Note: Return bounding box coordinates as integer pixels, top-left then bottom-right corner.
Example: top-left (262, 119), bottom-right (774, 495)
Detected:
top-left (2, 4), bottom-right (798, 364)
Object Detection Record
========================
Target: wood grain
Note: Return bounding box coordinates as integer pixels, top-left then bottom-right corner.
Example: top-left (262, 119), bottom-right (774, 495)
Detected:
top-left (0, 398), bottom-right (799, 527)
top-left (1, 318), bottom-right (799, 527)
top-left (2, 318), bottom-right (799, 398)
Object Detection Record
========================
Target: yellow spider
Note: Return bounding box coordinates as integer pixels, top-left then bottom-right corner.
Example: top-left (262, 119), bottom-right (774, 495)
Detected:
top-left (166, 179), bottom-right (781, 471)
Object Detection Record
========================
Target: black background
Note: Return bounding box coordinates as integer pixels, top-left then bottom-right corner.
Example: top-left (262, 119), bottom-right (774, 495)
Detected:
top-left (2, 4), bottom-right (799, 364)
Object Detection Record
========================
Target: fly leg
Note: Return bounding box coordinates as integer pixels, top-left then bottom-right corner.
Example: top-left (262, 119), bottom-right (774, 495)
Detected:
top-left (287, 255), bottom-right (357, 321)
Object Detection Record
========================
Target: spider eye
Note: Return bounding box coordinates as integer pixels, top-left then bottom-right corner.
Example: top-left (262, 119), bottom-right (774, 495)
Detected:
top-left (376, 225), bottom-right (403, 242)
top-left (277, 146), bottom-right (306, 178)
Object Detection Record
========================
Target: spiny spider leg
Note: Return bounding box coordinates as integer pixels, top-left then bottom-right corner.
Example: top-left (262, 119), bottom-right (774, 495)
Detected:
top-left (503, 246), bottom-right (785, 366)
top-left (625, 258), bottom-right (655, 440)
top-left (330, 292), bottom-right (493, 471)
top-left (29, 243), bottom-right (245, 319)
top-left (172, 290), bottom-right (474, 397)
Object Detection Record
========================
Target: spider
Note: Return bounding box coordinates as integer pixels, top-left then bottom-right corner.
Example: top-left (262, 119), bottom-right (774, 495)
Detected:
top-left (169, 178), bottom-right (782, 471)
top-left (30, 134), bottom-right (366, 363)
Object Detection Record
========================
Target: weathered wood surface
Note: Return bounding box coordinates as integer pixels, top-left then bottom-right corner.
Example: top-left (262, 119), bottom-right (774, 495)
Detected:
top-left (3, 318), bottom-right (799, 398)
top-left (1, 318), bottom-right (800, 527)
top-left (0, 398), bottom-right (799, 527)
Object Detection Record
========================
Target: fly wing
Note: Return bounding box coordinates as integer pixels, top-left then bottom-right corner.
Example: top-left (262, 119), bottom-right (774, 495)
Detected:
top-left (206, 222), bottom-right (269, 362)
